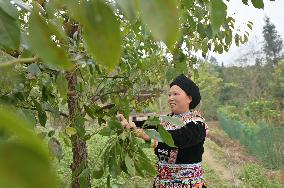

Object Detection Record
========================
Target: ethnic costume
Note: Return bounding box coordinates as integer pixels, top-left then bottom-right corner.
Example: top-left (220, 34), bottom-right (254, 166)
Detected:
top-left (134, 74), bottom-right (208, 188)
top-left (153, 111), bottom-right (208, 188)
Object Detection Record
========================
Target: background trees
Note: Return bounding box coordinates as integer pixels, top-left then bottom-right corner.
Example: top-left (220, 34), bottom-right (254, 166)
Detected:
top-left (0, 0), bottom-right (278, 188)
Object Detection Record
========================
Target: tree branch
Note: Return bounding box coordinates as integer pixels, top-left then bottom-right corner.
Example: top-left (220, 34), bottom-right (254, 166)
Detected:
top-left (0, 57), bottom-right (38, 68)
top-left (91, 88), bottom-right (127, 104)
top-left (17, 105), bottom-right (68, 118)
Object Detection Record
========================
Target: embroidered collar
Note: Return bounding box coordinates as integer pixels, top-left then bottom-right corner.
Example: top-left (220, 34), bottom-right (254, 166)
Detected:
top-left (174, 110), bottom-right (193, 118)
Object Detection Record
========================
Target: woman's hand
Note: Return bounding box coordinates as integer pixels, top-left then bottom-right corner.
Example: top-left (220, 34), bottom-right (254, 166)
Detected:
top-left (116, 113), bottom-right (150, 142)
top-left (116, 113), bottom-right (136, 129)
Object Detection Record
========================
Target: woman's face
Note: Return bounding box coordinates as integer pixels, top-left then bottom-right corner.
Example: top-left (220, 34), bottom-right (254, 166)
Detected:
top-left (168, 85), bottom-right (192, 114)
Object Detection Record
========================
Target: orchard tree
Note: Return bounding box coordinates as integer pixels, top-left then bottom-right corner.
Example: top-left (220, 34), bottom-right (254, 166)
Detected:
top-left (0, 0), bottom-right (271, 187)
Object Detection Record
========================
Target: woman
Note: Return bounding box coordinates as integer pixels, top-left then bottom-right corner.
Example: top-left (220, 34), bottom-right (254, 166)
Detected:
top-left (117, 74), bottom-right (208, 188)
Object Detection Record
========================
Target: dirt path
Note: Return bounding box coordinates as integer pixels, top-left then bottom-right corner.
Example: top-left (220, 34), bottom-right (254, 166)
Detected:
top-left (203, 143), bottom-right (236, 182)
top-left (202, 121), bottom-right (250, 187)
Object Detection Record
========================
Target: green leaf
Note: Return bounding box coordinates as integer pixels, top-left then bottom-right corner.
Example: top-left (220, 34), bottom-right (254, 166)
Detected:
top-left (83, 105), bottom-right (95, 119)
top-left (32, 99), bottom-right (47, 127)
top-left (65, 127), bottom-right (77, 137)
top-left (79, 168), bottom-right (90, 188)
top-left (108, 146), bottom-right (119, 178)
top-left (143, 116), bottom-right (160, 128)
top-left (137, 156), bottom-right (157, 176)
top-left (38, 110), bottom-right (47, 127)
top-left (160, 116), bottom-right (184, 127)
top-left (208, 0), bottom-right (227, 35)
top-left (107, 174), bottom-right (110, 188)
top-left (78, 0), bottom-right (122, 70)
top-left (55, 72), bottom-right (68, 101)
top-left (0, 106), bottom-right (58, 188)
top-left (27, 63), bottom-right (41, 76)
top-left (181, 0), bottom-right (194, 9)
top-left (124, 153), bottom-right (135, 175)
top-left (242, 0), bottom-right (249, 5)
top-left (235, 34), bottom-right (240, 47)
top-left (0, 0), bottom-right (18, 19)
top-left (116, 0), bottom-right (138, 21)
top-left (48, 137), bottom-right (63, 161)
top-left (140, 0), bottom-right (180, 51)
top-left (0, 142), bottom-right (58, 188)
top-left (48, 130), bottom-right (55, 137)
top-left (187, 15), bottom-right (196, 30)
top-left (58, 131), bottom-right (71, 147)
top-left (108, 118), bottom-right (123, 131)
top-left (144, 129), bottom-right (163, 142)
top-left (0, 9), bottom-right (20, 49)
top-left (28, 7), bottom-right (73, 70)
top-left (158, 125), bottom-right (176, 147)
top-left (92, 166), bottom-right (104, 179)
top-left (225, 31), bottom-right (232, 45)
top-left (0, 106), bottom-right (50, 158)
top-left (98, 126), bottom-right (112, 136)
top-left (251, 0), bottom-right (264, 9)
top-left (74, 115), bottom-right (86, 137)
top-left (247, 22), bottom-right (253, 30)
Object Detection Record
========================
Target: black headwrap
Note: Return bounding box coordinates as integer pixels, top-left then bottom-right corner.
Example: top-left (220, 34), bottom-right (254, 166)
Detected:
top-left (170, 74), bottom-right (201, 109)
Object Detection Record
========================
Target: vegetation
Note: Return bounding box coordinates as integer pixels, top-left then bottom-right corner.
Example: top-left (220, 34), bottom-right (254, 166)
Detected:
top-left (0, 0), bottom-right (281, 188)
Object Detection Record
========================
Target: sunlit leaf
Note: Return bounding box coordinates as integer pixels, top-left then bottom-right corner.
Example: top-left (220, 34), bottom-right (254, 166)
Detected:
top-left (79, 0), bottom-right (122, 69)
top-left (208, 0), bottom-right (227, 35)
top-left (116, 0), bottom-right (138, 21)
top-left (65, 127), bottom-right (77, 137)
top-left (181, 0), bottom-right (194, 9)
top-left (28, 7), bottom-right (73, 70)
top-left (140, 0), bottom-right (180, 51)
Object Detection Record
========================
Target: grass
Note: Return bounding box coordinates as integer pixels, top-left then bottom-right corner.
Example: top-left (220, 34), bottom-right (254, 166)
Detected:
top-left (240, 163), bottom-right (284, 188)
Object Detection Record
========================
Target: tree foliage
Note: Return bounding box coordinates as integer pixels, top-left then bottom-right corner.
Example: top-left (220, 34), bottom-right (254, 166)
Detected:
top-left (0, 0), bottom-right (274, 187)
top-left (262, 16), bottom-right (283, 65)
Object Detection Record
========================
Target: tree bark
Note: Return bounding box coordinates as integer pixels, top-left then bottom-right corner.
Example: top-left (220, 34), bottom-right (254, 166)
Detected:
top-left (66, 71), bottom-right (91, 188)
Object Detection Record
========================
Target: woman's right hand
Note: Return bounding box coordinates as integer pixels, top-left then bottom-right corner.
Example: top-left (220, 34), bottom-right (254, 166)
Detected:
top-left (116, 113), bottom-right (136, 129)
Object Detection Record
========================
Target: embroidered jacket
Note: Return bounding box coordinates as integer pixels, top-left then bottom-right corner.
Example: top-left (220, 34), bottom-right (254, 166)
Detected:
top-left (135, 111), bottom-right (208, 164)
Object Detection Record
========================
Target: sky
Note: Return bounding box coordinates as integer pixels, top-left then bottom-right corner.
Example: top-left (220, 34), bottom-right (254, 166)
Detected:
top-left (211, 0), bottom-right (284, 65)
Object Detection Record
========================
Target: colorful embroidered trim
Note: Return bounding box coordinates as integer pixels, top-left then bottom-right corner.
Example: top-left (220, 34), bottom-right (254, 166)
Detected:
top-left (154, 162), bottom-right (207, 188)
top-left (160, 112), bottom-right (208, 137)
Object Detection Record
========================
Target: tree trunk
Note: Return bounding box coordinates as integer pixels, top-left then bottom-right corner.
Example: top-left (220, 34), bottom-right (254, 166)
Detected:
top-left (66, 72), bottom-right (91, 188)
